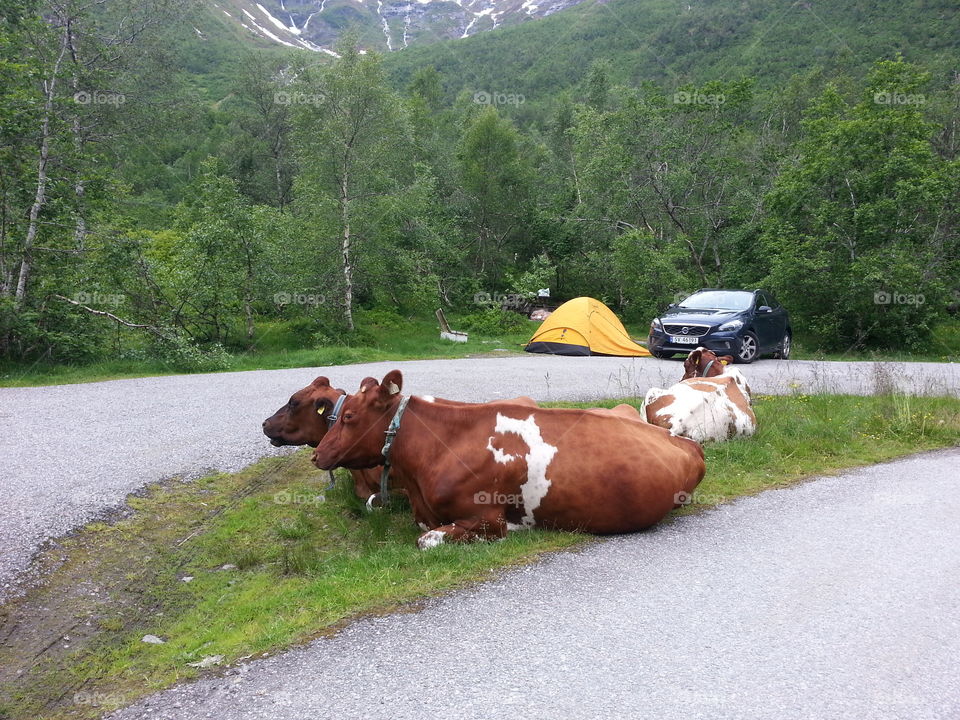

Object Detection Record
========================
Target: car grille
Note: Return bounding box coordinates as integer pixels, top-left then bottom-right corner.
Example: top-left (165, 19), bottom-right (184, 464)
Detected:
top-left (663, 324), bottom-right (710, 337)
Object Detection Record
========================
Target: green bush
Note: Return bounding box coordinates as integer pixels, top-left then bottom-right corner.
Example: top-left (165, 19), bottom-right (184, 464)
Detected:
top-left (151, 335), bottom-right (232, 372)
top-left (458, 309), bottom-right (529, 335)
top-left (0, 298), bottom-right (101, 363)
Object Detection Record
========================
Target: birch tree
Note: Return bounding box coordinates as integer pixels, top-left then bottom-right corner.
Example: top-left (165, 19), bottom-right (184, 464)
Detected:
top-left (292, 37), bottom-right (410, 330)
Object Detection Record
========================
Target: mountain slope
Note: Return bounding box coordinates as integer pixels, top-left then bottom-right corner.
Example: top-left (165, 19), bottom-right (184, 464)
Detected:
top-left (208, 0), bottom-right (590, 55)
top-left (382, 0), bottom-right (960, 99)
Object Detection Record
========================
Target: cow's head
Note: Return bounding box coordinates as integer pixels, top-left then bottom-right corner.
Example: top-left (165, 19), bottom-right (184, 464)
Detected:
top-left (682, 347), bottom-right (734, 380)
top-left (262, 376), bottom-right (346, 447)
top-left (311, 370), bottom-right (404, 470)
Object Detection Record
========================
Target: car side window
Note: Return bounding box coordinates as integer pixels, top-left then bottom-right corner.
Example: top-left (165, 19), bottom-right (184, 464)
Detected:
top-left (754, 292), bottom-right (767, 309)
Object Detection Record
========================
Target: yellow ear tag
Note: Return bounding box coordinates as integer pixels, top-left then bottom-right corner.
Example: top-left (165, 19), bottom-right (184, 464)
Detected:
top-left (720, 360), bottom-right (728, 365)
top-left (317, 408), bottom-right (325, 416)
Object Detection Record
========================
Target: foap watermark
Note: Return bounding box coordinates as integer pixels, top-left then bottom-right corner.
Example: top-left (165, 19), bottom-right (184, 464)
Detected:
top-left (73, 691), bottom-right (127, 707)
top-left (474, 490), bottom-right (524, 507)
top-left (874, 290), bottom-right (925, 306)
top-left (473, 90), bottom-right (525, 107)
top-left (74, 291), bottom-right (124, 307)
top-left (274, 291), bottom-right (325, 307)
top-left (74, 90), bottom-right (125, 106)
top-left (69, 490), bottom-right (118, 506)
top-left (673, 90), bottom-right (725, 106)
top-left (273, 490), bottom-right (325, 505)
top-left (874, 490), bottom-right (923, 508)
top-left (274, 90), bottom-right (325, 106)
top-left (873, 91), bottom-right (925, 106)
top-left (473, 291), bottom-right (527, 309)
top-left (674, 490), bottom-right (725, 506)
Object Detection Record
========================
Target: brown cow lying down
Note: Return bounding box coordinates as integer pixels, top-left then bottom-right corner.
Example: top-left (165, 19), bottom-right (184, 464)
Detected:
top-left (360, 401), bottom-right (646, 508)
top-left (263, 377), bottom-right (382, 499)
top-left (642, 347), bottom-right (757, 444)
top-left (312, 370), bottom-right (705, 549)
top-left (263, 376), bottom-right (541, 500)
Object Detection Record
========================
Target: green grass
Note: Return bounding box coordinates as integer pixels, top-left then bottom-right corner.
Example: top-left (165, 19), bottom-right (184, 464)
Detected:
top-left (0, 315), bottom-right (537, 388)
top-left (1, 393), bottom-right (958, 719)
top-left (786, 320), bottom-right (960, 363)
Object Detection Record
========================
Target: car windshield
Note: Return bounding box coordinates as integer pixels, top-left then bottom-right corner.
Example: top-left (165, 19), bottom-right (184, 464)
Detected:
top-left (679, 291), bottom-right (753, 311)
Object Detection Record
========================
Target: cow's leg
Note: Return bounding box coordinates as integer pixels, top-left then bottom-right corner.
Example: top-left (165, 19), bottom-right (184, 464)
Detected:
top-left (416, 513), bottom-right (507, 550)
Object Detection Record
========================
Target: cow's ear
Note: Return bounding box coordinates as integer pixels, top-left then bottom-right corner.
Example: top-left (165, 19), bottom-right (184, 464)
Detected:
top-left (684, 349), bottom-right (702, 370)
top-left (381, 369), bottom-right (403, 396)
top-left (314, 397), bottom-right (331, 417)
top-left (358, 377), bottom-right (379, 394)
top-left (311, 376), bottom-right (330, 388)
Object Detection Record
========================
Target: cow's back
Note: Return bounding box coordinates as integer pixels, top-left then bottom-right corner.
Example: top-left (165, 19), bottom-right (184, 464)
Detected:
top-left (478, 407), bottom-right (705, 534)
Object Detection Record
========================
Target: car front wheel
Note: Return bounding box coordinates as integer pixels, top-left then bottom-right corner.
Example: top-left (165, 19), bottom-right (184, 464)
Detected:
top-left (735, 332), bottom-right (759, 363)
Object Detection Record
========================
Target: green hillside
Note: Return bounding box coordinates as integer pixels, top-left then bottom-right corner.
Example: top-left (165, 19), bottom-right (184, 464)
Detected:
top-left (384, 0), bottom-right (960, 99)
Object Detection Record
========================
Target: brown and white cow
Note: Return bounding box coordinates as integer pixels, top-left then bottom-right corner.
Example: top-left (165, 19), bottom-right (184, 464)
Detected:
top-left (312, 370), bottom-right (705, 549)
top-left (642, 347), bottom-right (757, 444)
top-left (263, 377), bottom-right (542, 501)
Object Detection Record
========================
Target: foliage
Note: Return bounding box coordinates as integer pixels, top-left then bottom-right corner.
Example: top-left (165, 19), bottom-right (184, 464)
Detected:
top-left (458, 308), bottom-right (529, 334)
top-left (761, 59), bottom-right (959, 350)
top-left (2, 0), bottom-right (959, 368)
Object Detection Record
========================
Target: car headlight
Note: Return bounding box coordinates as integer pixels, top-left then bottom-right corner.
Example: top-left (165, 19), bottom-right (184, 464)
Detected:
top-left (718, 319), bottom-right (744, 332)
top-left (651, 318), bottom-right (663, 332)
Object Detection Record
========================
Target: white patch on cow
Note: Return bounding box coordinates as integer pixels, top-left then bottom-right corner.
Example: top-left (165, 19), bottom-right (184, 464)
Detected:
top-left (643, 387), bottom-right (669, 411)
top-left (644, 379), bottom-right (756, 444)
top-left (486, 435), bottom-right (518, 464)
top-left (506, 522), bottom-right (529, 532)
top-left (418, 522), bottom-right (429, 531)
top-left (491, 413), bottom-right (557, 528)
top-left (417, 530), bottom-right (446, 549)
top-left (420, 395), bottom-right (435, 403)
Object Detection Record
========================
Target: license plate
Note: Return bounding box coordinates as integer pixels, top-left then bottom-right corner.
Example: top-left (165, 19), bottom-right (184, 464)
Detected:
top-left (669, 335), bottom-right (700, 344)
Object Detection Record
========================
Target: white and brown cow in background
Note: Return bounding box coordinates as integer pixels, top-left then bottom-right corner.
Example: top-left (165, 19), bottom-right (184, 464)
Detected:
top-left (643, 347), bottom-right (757, 444)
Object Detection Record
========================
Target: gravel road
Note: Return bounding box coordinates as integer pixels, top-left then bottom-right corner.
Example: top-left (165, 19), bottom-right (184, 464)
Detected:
top-left (106, 447), bottom-right (960, 720)
top-left (1, 354), bottom-right (957, 600)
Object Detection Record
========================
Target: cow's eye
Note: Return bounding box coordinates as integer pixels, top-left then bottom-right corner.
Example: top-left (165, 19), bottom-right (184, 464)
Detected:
top-left (343, 412), bottom-right (354, 421)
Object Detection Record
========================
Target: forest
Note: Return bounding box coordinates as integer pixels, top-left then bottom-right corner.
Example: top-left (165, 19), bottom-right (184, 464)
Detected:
top-left (1, 0), bottom-right (958, 372)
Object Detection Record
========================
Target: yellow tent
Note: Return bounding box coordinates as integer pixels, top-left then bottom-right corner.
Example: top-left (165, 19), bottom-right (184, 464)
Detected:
top-left (524, 297), bottom-right (651, 357)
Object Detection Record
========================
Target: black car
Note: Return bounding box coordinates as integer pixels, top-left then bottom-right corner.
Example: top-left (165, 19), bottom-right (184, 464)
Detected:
top-left (648, 289), bottom-right (792, 363)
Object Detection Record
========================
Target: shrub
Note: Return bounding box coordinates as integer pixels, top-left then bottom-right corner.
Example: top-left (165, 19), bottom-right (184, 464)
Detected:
top-left (458, 309), bottom-right (529, 335)
top-left (150, 335), bottom-right (232, 372)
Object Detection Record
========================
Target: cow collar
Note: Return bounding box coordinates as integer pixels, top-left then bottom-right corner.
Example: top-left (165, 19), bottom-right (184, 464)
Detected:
top-left (326, 393), bottom-right (347, 427)
top-left (322, 393), bottom-right (348, 490)
top-left (378, 395), bottom-right (411, 504)
top-left (700, 359), bottom-right (717, 377)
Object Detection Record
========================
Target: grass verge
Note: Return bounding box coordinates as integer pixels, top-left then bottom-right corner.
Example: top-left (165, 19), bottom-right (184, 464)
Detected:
top-left (0, 316), bottom-right (535, 388)
top-left (0, 393), bottom-right (958, 719)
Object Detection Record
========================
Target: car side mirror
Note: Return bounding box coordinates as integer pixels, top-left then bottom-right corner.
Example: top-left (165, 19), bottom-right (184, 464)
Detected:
top-left (758, 305), bottom-right (772, 313)
top-left (667, 303), bottom-right (677, 309)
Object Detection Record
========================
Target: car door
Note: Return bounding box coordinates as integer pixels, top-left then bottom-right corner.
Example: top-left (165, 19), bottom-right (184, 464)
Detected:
top-left (766, 293), bottom-right (789, 345)
top-left (751, 291), bottom-right (778, 351)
